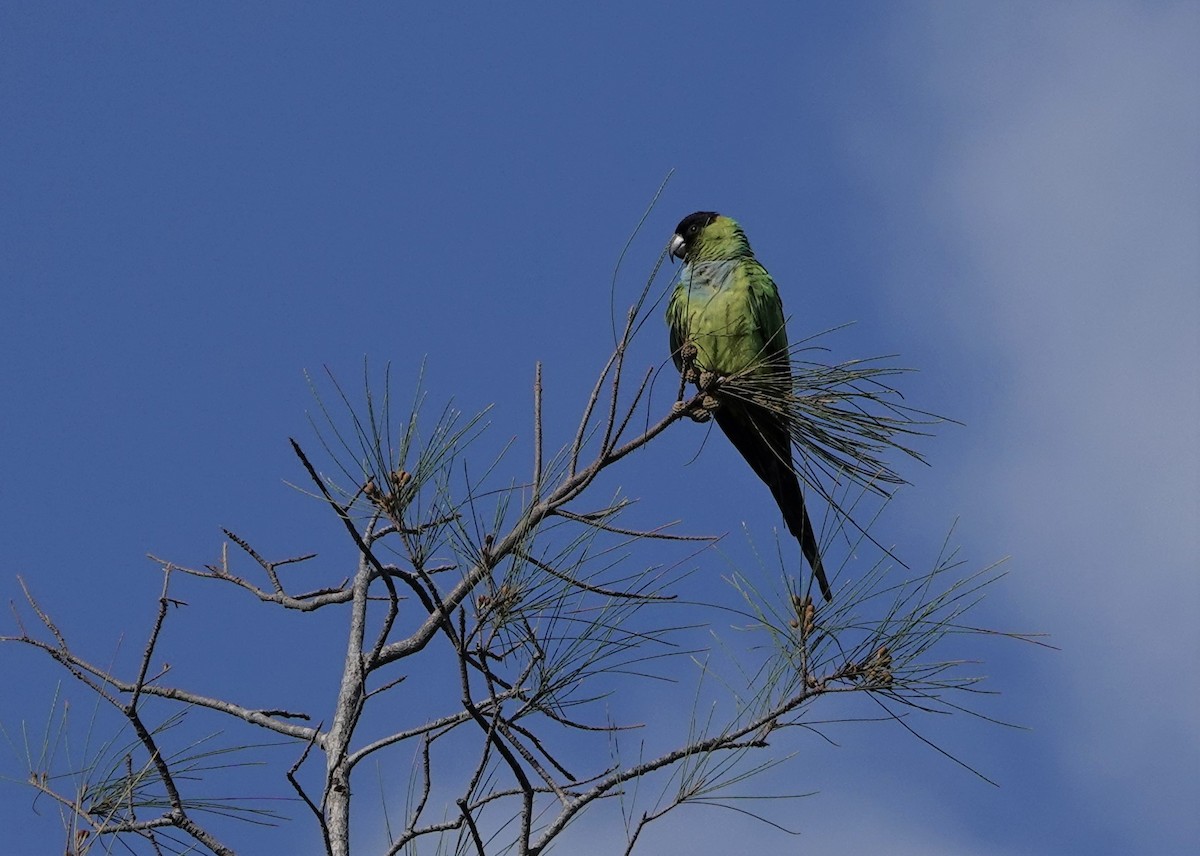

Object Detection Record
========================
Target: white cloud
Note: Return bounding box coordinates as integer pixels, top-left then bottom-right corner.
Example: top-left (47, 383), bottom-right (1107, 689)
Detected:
top-left (929, 0), bottom-right (1199, 660)
top-left (845, 2), bottom-right (1198, 850)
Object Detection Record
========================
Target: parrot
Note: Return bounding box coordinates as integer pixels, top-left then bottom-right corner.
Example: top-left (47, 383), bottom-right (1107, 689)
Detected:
top-left (667, 211), bottom-right (832, 601)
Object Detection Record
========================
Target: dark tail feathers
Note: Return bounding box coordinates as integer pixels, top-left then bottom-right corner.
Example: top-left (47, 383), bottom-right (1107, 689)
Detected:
top-left (770, 472), bottom-right (833, 602)
top-left (715, 406), bottom-right (833, 601)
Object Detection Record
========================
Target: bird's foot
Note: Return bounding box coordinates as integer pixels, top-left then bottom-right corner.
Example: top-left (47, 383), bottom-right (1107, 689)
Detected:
top-left (673, 400), bottom-right (710, 423)
top-left (674, 393), bottom-right (720, 423)
top-left (697, 370), bottom-right (720, 392)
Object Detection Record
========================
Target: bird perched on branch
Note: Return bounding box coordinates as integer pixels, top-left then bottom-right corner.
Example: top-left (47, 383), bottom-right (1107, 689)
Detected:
top-left (667, 211), bottom-right (832, 601)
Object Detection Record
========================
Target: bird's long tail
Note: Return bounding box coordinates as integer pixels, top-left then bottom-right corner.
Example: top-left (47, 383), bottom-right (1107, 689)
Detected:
top-left (772, 467), bottom-right (832, 602)
top-left (715, 405), bottom-right (833, 601)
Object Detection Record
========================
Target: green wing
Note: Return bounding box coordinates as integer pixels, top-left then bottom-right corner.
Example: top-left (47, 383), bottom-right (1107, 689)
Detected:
top-left (741, 259), bottom-right (790, 372)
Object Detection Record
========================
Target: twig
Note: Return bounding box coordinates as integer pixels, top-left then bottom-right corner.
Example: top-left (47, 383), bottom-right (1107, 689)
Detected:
top-left (287, 727), bottom-right (332, 856)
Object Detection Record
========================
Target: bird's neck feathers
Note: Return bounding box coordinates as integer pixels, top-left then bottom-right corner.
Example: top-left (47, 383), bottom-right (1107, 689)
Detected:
top-left (693, 216), bottom-right (754, 262)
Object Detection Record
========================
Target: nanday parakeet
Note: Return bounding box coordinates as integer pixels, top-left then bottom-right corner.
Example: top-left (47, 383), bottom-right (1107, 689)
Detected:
top-left (667, 211), bottom-right (832, 601)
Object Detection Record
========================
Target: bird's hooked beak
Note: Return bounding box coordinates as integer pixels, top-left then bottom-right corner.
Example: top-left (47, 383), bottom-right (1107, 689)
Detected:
top-left (668, 233), bottom-right (686, 262)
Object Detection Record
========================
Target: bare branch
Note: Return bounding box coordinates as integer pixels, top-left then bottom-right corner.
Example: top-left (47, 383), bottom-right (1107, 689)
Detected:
top-left (3, 204), bottom-right (1019, 856)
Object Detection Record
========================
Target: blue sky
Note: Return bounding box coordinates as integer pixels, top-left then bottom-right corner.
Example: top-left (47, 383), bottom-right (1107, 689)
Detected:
top-left (2, 3), bottom-right (1197, 854)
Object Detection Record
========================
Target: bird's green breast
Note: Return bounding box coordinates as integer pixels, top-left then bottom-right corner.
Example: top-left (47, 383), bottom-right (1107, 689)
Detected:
top-left (670, 259), bottom-right (769, 376)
